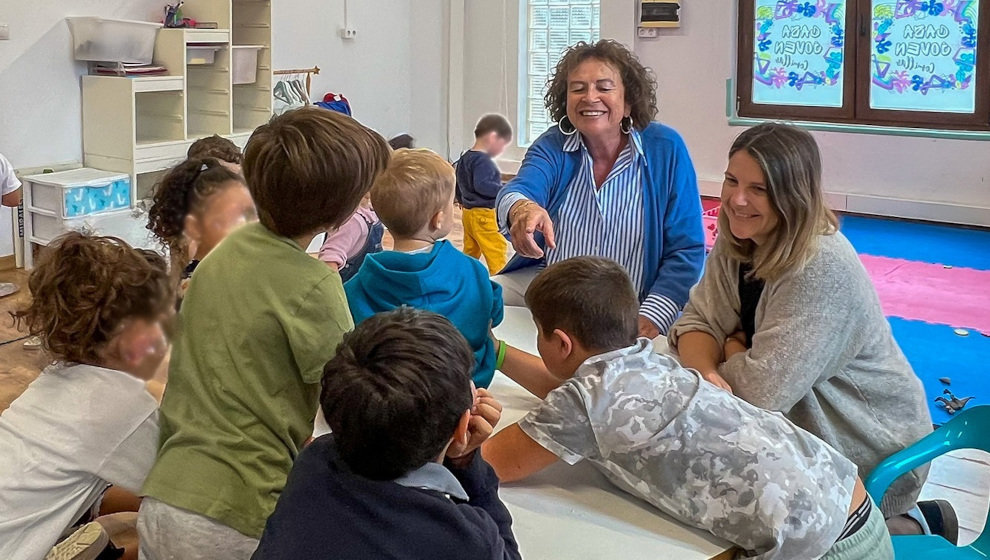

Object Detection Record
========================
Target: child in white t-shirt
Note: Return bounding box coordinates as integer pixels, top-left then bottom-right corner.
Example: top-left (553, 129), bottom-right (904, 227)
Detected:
top-left (0, 151), bottom-right (21, 207)
top-left (0, 232), bottom-right (173, 560)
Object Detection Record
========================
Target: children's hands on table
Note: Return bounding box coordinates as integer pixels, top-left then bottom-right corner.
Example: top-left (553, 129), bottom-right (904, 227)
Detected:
top-left (701, 370), bottom-right (734, 394)
top-left (447, 388), bottom-right (503, 465)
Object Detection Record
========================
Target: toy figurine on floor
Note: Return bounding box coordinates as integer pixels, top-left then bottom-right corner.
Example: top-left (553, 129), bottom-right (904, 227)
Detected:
top-left (935, 390), bottom-right (974, 415)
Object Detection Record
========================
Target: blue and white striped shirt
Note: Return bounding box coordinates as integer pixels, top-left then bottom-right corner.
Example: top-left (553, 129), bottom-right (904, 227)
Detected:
top-left (499, 130), bottom-right (681, 333)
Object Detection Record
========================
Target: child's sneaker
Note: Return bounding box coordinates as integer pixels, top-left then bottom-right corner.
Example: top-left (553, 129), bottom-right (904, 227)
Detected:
top-left (45, 522), bottom-right (109, 560)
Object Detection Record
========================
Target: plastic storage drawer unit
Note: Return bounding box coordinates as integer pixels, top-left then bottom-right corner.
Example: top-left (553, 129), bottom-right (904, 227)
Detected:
top-left (24, 168), bottom-right (132, 219)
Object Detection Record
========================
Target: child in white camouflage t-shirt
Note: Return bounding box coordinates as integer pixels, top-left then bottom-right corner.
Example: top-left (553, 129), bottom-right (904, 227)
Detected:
top-left (483, 257), bottom-right (893, 560)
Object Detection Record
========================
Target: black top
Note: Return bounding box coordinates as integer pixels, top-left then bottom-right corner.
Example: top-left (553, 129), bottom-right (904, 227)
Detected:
top-left (175, 259), bottom-right (200, 311)
top-left (738, 263), bottom-right (765, 348)
top-left (454, 151), bottom-right (503, 209)
top-left (252, 435), bottom-right (521, 560)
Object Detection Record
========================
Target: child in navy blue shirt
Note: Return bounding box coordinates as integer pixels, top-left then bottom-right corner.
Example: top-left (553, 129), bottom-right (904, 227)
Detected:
top-left (455, 114), bottom-right (513, 275)
top-left (345, 148), bottom-right (504, 388)
top-left (253, 308), bottom-right (520, 560)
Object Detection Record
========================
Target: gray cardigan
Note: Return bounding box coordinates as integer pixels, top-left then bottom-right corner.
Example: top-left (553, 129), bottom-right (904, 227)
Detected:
top-left (670, 232), bottom-right (932, 517)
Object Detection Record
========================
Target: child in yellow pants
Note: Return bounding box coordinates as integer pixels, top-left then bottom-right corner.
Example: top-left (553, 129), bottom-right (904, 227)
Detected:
top-left (455, 114), bottom-right (513, 275)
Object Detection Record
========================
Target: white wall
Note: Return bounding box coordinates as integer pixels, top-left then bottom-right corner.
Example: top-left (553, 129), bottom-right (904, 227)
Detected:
top-left (460, 0), bottom-right (521, 159)
top-left (273, 0), bottom-right (410, 142)
top-left (462, 0), bottom-right (990, 223)
top-left (0, 0), bottom-right (448, 258)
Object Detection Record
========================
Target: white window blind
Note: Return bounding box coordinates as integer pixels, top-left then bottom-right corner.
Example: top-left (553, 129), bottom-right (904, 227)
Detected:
top-left (520, 0), bottom-right (600, 145)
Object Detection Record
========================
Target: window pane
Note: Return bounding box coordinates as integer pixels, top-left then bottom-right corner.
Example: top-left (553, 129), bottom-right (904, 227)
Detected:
top-left (530, 74), bottom-right (548, 95)
top-left (571, 5), bottom-right (593, 27)
top-left (530, 29), bottom-right (549, 51)
top-left (520, 0), bottom-right (600, 144)
top-left (751, 0), bottom-right (846, 108)
top-left (530, 6), bottom-right (549, 28)
top-left (529, 97), bottom-right (548, 121)
top-left (869, 0), bottom-right (979, 113)
top-left (549, 28), bottom-right (571, 56)
top-left (529, 51), bottom-right (550, 75)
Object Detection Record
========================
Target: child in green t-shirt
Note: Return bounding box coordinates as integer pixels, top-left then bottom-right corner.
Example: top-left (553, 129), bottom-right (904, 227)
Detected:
top-left (139, 107), bottom-right (392, 559)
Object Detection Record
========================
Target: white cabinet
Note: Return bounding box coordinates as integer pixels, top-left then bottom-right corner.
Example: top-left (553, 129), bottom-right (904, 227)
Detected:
top-left (21, 168), bottom-right (157, 268)
top-left (24, 0), bottom-right (272, 268)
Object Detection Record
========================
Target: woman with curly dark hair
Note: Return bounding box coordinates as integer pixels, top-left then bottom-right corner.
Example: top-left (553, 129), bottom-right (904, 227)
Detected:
top-left (495, 40), bottom-right (705, 338)
top-left (147, 157), bottom-right (255, 304)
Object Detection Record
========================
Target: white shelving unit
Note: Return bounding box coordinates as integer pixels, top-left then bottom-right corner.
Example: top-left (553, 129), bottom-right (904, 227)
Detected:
top-left (82, 0), bottom-right (271, 200)
top-left (21, 0), bottom-right (273, 267)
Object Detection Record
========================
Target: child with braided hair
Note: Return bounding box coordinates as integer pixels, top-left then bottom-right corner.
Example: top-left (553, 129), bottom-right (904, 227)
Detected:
top-left (147, 158), bottom-right (255, 305)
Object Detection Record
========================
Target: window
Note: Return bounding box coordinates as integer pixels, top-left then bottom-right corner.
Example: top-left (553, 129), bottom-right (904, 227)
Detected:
top-left (520, 0), bottom-right (601, 145)
top-left (736, 0), bottom-right (990, 129)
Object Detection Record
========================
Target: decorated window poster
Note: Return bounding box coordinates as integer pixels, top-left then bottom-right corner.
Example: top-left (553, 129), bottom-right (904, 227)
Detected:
top-left (870, 0), bottom-right (979, 113)
top-left (752, 1), bottom-right (847, 107)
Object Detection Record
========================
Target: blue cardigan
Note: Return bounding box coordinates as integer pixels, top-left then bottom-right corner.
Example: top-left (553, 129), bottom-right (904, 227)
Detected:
top-left (497, 123), bottom-right (705, 308)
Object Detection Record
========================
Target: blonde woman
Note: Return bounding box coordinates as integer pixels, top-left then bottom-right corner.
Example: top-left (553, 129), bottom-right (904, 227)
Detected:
top-left (669, 123), bottom-right (953, 540)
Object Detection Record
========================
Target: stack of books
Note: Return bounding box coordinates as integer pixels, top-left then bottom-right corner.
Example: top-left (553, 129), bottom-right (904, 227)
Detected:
top-left (91, 62), bottom-right (169, 77)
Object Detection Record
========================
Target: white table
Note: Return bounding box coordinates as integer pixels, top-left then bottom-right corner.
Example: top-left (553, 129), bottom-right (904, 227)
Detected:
top-left (490, 307), bottom-right (731, 560)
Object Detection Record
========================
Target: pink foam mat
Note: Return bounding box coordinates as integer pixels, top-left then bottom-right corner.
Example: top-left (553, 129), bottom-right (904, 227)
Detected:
top-left (860, 255), bottom-right (990, 334)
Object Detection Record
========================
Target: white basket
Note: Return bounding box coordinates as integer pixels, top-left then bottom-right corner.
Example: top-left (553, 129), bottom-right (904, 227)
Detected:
top-left (187, 45), bottom-right (223, 65)
top-left (67, 17), bottom-right (162, 64)
top-left (232, 45), bottom-right (263, 85)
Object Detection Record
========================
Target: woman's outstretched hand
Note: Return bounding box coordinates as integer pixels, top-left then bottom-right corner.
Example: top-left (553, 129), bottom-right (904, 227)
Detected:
top-left (509, 200), bottom-right (556, 258)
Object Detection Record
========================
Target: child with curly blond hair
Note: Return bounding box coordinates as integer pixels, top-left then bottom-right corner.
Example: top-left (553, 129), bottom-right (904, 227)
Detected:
top-left (0, 232), bottom-right (173, 560)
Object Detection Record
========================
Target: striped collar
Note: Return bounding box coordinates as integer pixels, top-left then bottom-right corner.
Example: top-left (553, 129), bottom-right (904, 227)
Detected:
top-left (562, 128), bottom-right (646, 162)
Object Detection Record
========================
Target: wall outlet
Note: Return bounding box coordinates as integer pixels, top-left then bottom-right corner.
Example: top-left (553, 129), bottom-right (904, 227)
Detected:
top-left (637, 26), bottom-right (659, 39)
top-left (0, 24), bottom-right (10, 41)
top-left (339, 28), bottom-right (357, 40)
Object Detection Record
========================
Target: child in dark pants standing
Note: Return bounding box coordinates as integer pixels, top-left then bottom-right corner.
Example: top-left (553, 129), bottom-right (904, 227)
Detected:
top-left (253, 308), bottom-right (520, 560)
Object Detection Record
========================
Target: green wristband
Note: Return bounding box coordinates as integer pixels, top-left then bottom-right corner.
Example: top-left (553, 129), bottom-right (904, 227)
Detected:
top-left (495, 339), bottom-right (507, 371)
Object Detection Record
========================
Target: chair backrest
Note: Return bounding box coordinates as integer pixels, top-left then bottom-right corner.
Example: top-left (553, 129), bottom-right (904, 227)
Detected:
top-left (865, 405), bottom-right (990, 550)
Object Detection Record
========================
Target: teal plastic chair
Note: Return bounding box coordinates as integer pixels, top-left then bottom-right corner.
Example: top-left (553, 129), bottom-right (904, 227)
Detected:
top-left (865, 405), bottom-right (990, 559)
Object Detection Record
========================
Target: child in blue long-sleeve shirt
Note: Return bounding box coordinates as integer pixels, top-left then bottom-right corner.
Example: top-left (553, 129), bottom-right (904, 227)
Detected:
top-left (454, 114), bottom-right (513, 275)
top-left (345, 148), bottom-right (504, 388)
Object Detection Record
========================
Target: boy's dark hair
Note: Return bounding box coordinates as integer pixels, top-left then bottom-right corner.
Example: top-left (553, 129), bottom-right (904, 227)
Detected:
top-left (371, 148), bottom-right (455, 238)
top-left (474, 114), bottom-right (513, 139)
top-left (525, 257), bottom-right (639, 351)
top-left (187, 135), bottom-right (242, 164)
top-left (243, 107), bottom-right (391, 238)
top-left (11, 232), bottom-right (172, 365)
top-left (320, 307), bottom-right (474, 480)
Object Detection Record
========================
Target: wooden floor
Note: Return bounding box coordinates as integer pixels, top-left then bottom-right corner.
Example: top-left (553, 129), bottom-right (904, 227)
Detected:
top-left (1, 212), bottom-right (988, 544)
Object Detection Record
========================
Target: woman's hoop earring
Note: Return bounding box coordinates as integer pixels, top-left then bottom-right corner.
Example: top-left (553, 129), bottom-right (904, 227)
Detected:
top-left (620, 116), bottom-right (633, 135)
top-left (558, 116), bottom-right (577, 136)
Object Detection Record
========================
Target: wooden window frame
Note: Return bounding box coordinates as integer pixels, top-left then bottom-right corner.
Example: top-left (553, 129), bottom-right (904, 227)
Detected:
top-left (736, 0), bottom-right (990, 130)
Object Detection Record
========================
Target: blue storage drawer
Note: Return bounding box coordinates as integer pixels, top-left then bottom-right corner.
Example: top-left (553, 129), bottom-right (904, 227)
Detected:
top-left (23, 168), bottom-right (132, 219)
